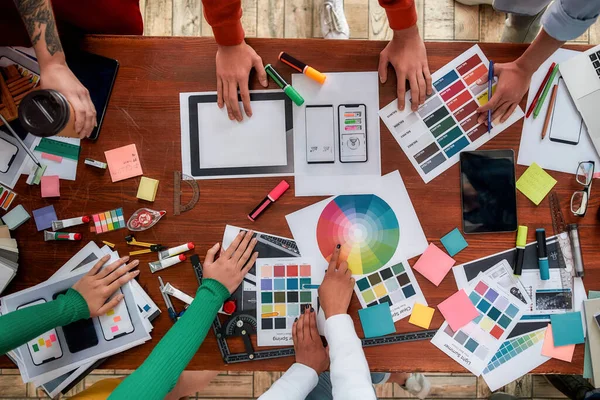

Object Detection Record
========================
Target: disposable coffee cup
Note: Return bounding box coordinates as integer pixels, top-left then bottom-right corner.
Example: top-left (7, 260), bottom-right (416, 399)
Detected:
top-left (18, 89), bottom-right (77, 138)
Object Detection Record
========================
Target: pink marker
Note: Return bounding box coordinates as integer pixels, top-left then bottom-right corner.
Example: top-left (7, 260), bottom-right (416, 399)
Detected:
top-left (248, 180), bottom-right (290, 222)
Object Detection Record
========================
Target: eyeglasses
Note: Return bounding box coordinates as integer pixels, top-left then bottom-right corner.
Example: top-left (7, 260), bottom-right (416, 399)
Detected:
top-left (571, 161), bottom-right (595, 217)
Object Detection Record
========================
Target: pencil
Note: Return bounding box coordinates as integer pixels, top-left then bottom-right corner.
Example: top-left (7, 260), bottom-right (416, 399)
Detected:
top-left (526, 62), bottom-right (556, 118)
top-left (533, 65), bottom-right (559, 118)
top-left (541, 84), bottom-right (558, 139)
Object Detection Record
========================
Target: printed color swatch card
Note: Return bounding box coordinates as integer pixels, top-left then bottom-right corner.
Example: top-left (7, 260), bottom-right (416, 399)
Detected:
top-left (431, 276), bottom-right (526, 376)
top-left (256, 257), bottom-right (324, 346)
top-left (379, 45), bottom-right (524, 183)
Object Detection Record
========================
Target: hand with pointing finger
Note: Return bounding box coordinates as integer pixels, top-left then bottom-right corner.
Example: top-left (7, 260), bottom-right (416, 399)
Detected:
top-left (476, 61), bottom-right (531, 126)
top-left (71, 254), bottom-right (140, 318)
top-left (379, 25), bottom-right (432, 112)
top-left (216, 42), bottom-right (268, 122)
top-left (203, 230), bottom-right (259, 294)
top-left (318, 245), bottom-right (355, 319)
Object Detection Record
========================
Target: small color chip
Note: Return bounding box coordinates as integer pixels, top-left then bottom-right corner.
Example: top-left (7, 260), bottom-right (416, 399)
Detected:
top-left (409, 303), bottom-right (435, 329)
top-left (358, 302), bottom-right (396, 339)
top-left (357, 277), bottom-right (370, 291)
top-left (440, 228), bottom-right (468, 256)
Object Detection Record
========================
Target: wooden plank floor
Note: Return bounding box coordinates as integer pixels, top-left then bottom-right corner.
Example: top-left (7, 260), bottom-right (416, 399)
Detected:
top-left (2, 1), bottom-right (597, 399)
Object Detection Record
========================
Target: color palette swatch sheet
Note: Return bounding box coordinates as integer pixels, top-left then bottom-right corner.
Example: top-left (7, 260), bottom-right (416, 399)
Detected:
top-left (90, 208), bottom-right (126, 234)
top-left (431, 277), bottom-right (526, 375)
top-left (379, 45), bottom-right (524, 183)
top-left (482, 324), bottom-right (549, 391)
top-left (256, 257), bottom-right (324, 346)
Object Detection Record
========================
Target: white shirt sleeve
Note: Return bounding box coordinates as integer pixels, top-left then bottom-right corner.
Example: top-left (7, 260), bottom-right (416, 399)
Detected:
top-left (326, 314), bottom-right (376, 400)
top-left (257, 363), bottom-right (319, 400)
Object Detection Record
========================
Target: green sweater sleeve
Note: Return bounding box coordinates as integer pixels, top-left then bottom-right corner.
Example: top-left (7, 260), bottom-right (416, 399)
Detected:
top-left (109, 278), bottom-right (230, 400)
top-left (0, 289), bottom-right (90, 355)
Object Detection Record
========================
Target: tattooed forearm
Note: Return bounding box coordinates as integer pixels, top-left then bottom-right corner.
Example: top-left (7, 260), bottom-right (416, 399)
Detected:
top-left (13, 0), bottom-right (63, 56)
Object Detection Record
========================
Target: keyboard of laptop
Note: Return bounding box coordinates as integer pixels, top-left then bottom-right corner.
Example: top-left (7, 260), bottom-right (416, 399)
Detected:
top-left (590, 51), bottom-right (600, 77)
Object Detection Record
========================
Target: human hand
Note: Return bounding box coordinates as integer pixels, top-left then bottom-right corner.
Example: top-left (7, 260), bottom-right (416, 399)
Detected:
top-left (203, 230), bottom-right (258, 293)
top-left (476, 61), bottom-right (532, 125)
top-left (71, 255), bottom-right (140, 318)
top-left (293, 307), bottom-right (329, 374)
top-left (379, 25), bottom-right (432, 111)
top-left (40, 62), bottom-right (97, 139)
top-left (215, 42), bottom-right (268, 122)
top-left (318, 245), bottom-right (355, 319)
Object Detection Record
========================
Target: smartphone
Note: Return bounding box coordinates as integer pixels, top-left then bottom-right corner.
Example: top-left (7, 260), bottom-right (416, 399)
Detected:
top-left (338, 104), bottom-right (367, 163)
top-left (460, 150), bottom-right (517, 234)
top-left (53, 290), bottom-right (98, 353)
top-left (305, 105), bottom-right (335, 164)
top-left (17, 299), bottom-right (63, 365)
top-left (549, 78), bottom-right (583, 145)
top-left (98, 289), bottom-right (134, 340)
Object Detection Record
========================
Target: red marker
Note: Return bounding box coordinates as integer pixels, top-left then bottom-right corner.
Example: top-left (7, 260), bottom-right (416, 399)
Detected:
top-left (526, 62), bottom-right (555, 118)
top-left (248, 180), bottom-right (290, 222)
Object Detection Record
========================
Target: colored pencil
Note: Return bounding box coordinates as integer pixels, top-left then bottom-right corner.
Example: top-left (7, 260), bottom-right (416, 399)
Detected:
top-left (541, 84), bottom-right (558, 139)
top-left (526, 62), bottom-right (556, 118)
top-left (533, 65), bottom-right (559, 118)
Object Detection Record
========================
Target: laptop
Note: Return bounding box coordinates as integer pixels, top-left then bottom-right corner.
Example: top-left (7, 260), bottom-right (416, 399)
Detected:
top-left (559, 44), bottom-right (600, 156)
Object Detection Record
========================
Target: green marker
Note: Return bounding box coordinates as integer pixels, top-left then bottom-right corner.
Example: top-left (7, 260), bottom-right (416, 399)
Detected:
top-left (265, 64), bottom-right (304, 106)
top-left (533, 65), bottom-right (559, 118)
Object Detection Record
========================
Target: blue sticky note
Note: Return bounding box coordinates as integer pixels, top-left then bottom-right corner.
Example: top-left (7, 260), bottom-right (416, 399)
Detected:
top-left (32, 205), bottom-right (58, 232)
top-left (440, 228), bottom-right (468, 257)
top-left (551, 312), bottom-right (585, 346)
top-left (358, 303), bottom-right (396, 339)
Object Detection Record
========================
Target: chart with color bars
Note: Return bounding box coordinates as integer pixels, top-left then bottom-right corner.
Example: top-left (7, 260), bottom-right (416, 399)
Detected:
top-left (354, 261), bottom-right (426, 321)
top-left (431, 277), bottom-right (526, 376)
top-left (256, 258), bottom-right (322, 346)
top-left (0, 184), bottom-right (16, 211)
top-left (379, 45), bottom-right (524, 183)
top-left (90, 208), bottom-right (126, 234)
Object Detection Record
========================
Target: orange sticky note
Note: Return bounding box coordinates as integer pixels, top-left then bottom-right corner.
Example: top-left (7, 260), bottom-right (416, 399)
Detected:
top-left (413, 243), bottom-right (456, 286)
top-left (541, 323), bottom-right (575, 362)
top-left (104, 144), bottom-right (143, 182)
top-left (40, 175), bottom-right (60, 198)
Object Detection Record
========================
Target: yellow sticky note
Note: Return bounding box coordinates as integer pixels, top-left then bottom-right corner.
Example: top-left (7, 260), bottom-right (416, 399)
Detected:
top-left (136, 177), bottom-right (159, 202)
top-left (516, 163), bottom-right (557, 206)
top-left (408, 303), bottom-right (435, 329)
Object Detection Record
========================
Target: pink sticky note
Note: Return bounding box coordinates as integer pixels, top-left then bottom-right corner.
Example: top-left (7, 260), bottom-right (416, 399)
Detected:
top-left (41, 152), bottom-right (63, 163)
top-left (104, 144), bottom-right (143, 182)
top-left (111, 326), bottom-right (119, 333)
top-left (413, 243), bottom-right (456, 286)
top-left (541, 323), bottom-right (575, 362)
top-left (50, 334), bottom-right (57, 342)
top-left (41, 175), bottom-right (60, 198)
top-left (438, 289), bottom-right (479, 331)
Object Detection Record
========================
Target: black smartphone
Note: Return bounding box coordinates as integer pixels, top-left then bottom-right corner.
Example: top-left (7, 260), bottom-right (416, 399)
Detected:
top-left (460, 150), bottom-right (518, 234)
top-left (53, 290), bottom-right (98, 353)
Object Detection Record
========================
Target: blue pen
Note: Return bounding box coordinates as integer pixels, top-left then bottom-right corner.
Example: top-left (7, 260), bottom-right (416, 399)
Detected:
top-left (487, 60), bottom-right (494, 134)
top-left (536, 229), bottom-right (550, 281)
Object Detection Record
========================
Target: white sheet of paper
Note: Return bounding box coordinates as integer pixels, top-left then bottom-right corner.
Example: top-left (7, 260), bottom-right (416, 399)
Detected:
top-left (198, 100), bottom-right (287, 168)
top-left (379, 45), bottom-right (524, 183)
top-left (518, 48), bottom-right (600, 173)
top-left (292, 72), bottom-right (382, 196)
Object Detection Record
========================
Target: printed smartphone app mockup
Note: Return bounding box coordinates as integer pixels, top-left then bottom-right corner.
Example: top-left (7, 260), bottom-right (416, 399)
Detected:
top-left (53, 290), bottom-right (99, 353)
top-left (17, 299), bottom-right (63, 365)
top-left (98, 289), bottom-right (134, 340)
top-left (338, 104), bottom-right (367, 163)
top-left (306, 105), bottom-right (335, 164)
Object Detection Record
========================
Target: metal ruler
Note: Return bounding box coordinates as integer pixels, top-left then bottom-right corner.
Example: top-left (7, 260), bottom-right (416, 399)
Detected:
top-left (548, 191), bottom-right (575, 300)
top-left (173, 171), bottom-right (199, 215)
top-left (34, 138), bottom-right (80, 160)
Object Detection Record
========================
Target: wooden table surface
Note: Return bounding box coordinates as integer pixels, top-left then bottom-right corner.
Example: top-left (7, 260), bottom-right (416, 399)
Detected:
top-left (1, 37), bottom-right (599, 373)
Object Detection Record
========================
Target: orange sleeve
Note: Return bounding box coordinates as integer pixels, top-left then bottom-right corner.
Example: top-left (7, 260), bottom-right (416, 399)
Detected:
top-left (202, 0), bottom-right (245, 46)
top-left (378, 0), bottom-right (417, 31)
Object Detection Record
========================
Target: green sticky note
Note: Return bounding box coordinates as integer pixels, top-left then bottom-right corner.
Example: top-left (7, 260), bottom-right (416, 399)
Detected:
top-left (516, 163), bottom-right (557, 206)
top-left (584, 291), bottom-right (600, 379)
top-left (550, 312), bottom-right (585, 346)
top-left (358, 303), bottom-right (395, 339)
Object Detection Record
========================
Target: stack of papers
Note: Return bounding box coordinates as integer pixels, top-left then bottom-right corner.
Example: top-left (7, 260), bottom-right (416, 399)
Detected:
top-left (0, 225), bottom-right (18, 294)
top-left (0, 241), bottom-right (160, 398)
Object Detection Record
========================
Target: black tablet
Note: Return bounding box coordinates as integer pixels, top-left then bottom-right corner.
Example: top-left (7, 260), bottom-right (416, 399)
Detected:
top-left (460, 149), bottom-right (518, 234)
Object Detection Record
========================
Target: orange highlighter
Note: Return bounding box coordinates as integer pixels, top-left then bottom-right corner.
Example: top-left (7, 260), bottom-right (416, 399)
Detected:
top-left (278, 52), bottom-right (326, 84)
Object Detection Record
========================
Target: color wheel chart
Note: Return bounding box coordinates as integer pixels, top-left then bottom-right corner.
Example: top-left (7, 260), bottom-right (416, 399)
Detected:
top-left (379, 45), bottom-right (524, 183)
top-left (316, 194), bottom-right (426, 321)
top-left (431, 278), bottom-right (526, 376)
